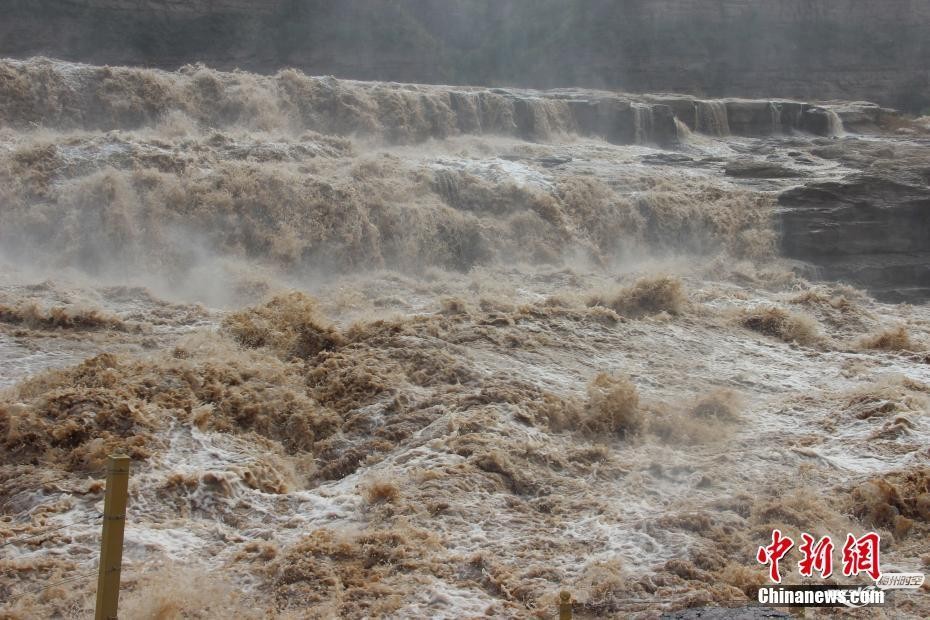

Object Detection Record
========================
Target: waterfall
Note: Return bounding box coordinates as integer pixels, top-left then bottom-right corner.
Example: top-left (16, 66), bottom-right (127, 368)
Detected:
top-left (674, 117), bottom-right (693, 142)
top-left (696, 100), bottom-right (730, 136)
top-left (633, 104), bottom-right (654, 145)
top-left (826, 110), bottom-right (845, 137)
top-left (534, 98), bottom-right (576, 137)
top-left (449, 91), bottom-right (482, 133)
top-left (769, 102), bottom-right (783, 135)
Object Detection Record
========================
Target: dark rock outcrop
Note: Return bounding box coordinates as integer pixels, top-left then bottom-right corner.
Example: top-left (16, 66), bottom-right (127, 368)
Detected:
top-left (832, 102), bottom-right (896, 134)
top-left (726, 159), bottom-right (808, 179)
top-left (779, 170), bottom-right (930, 302)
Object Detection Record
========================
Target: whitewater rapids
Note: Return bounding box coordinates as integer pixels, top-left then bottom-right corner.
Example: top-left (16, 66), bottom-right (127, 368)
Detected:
top-left (0, 59), bottom-right (928, 619)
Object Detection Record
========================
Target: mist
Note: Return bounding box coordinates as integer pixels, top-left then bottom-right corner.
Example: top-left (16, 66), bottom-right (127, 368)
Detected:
top-left (4, 1), bottom-right (930, 112)
top-left (1, 4), bottom-right (930, 619)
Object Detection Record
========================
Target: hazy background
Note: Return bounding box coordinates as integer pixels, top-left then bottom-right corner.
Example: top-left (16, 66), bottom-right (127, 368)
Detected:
top-left (2, 0), bottom-right (930, 112)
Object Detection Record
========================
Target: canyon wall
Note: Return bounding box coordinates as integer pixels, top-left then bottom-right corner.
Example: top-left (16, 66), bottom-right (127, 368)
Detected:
top-left (2, 0), bottom-right (930, 112)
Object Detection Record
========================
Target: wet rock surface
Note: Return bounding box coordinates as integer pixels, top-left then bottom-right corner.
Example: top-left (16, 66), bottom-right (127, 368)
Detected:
top-left (726, 159), bottom-right (808, 179)
top-left (777, 142), bottom-right (930, 302)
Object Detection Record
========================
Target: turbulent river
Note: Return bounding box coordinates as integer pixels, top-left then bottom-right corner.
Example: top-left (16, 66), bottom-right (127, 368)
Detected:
top-left (0, 58), bottom-right (928, 619)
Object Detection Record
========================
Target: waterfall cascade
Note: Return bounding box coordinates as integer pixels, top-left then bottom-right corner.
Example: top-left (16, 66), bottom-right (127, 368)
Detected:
top-left (696, 100), bottom-right (730, 136)
top-left (633, 103), bottom-right (655, 144)
top-left (674, 117), bottom-right (693, 141)
top-left (826, 110), bottom-right (845, 137)
top-left (769, 102), bottom-right (783, 134)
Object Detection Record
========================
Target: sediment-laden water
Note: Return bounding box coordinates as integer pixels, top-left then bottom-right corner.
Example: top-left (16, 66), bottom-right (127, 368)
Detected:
top-left (1, 58), bottom-right (929, 619)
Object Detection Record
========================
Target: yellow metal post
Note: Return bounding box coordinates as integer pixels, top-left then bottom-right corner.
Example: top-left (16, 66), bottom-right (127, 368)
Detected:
top-left (559, 590), bottom-right (573, 620)
top-left (95, 455), bottom-right (130, 620)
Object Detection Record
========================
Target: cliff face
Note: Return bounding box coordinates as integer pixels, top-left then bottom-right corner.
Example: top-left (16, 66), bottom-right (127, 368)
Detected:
top-left (778, 141), bottom-right (930, 303)
top-left (2, 0), bottom-right (930, 112)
